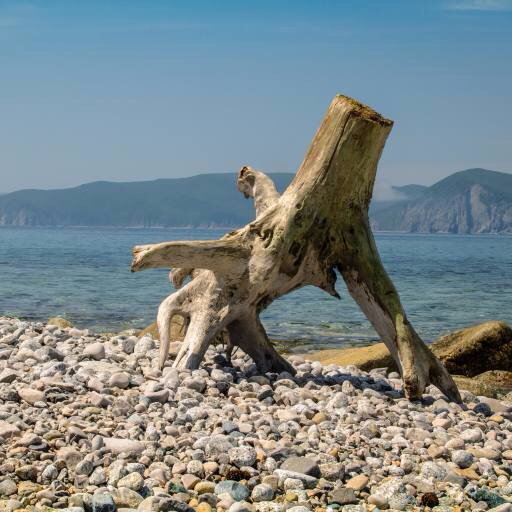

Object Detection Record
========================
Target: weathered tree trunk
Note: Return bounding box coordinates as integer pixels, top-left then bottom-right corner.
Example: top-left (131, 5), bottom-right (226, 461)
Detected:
top-left (132, 95), bottom-right (461, 402)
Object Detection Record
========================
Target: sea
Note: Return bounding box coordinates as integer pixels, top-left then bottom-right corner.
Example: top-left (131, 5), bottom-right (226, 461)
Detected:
top-left (1, 227), bottom-right (511, 353)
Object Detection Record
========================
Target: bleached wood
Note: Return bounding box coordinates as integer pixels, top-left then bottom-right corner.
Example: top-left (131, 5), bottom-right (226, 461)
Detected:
top-left (132, 94), bottom-right (461, 402)
top-left (132, 239), bottom-right (249, 276)
top-left (237, 166), bottom-right (280, 218)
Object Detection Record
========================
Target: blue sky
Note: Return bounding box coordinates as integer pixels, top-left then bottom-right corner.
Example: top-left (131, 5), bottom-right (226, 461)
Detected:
top-left (1, 0), bottom-right (511, 195)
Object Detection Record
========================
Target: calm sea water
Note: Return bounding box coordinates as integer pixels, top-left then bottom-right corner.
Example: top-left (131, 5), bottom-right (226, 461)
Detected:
top-left (0, 227), bottom-right (511, 352)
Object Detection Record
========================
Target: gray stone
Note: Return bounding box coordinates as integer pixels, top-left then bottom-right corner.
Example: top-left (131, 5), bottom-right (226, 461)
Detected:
top-left (89, 467), bottom-right (108, 485)
top-left (57, 447), bottom-right (83, 470)
top-left (41, 464), bottom-right (59, 483)
top-left (420, 461), bottom-right (446, 481)
top-left (92, 493), bottom-right (116, 512)
top-left (329, 487), bottom-right (357, 505)
top-left (280, 456), bottom-right (320, 477)
top-left (319, 461), bottom-right (344, 481)
top-left (0, 421), bottom-right (20, 439)
top-left (18, 387), bottom-right (45, 405)
top-left (103, 437), bottom-right (144, 455)
top-left (0, 479), bottom-right (17, 496)
top-left (205, 435), bottom-right (233, 459)
top-left (460, 428), bottom-right (483, 443)
top-left (228, 446), bottom-right (257, 468)
top-left (451, 450), bottom-right (474, 469)
top-left (274, 469), bottom-right (317, 488)
top-left (112, 487), bottom-right (144, 508)
top-left (144, 389), bottom-right (169, 404)
top-left (75, 460), bottom-right (94, 476)
top-left (214, 480), bottom-right (250, 501)
top-left (84, 342), bottom-right (106, 360)
top-left (182, 376), bottom-right (206, 393)
top-left (0, 369), bottom-right (19, 383)
top-left (109, 372), bottom-right (131, 389)
top-left (251, 483), bottom-right (274, 502)
top-left (117, 472), bottom-right (144, 491)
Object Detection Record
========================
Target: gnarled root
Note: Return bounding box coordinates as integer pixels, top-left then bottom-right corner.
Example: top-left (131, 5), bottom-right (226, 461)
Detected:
top-left (339, 220), bottom-right (462, 403)
top-left (399, 335), bottom-right (461, 402)
top-left (227, 314), bottom-right (295, 375)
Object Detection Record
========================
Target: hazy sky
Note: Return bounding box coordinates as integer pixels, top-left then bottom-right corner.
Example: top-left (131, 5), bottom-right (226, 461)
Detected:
top-left (1, 0), bottom-right (511, 195)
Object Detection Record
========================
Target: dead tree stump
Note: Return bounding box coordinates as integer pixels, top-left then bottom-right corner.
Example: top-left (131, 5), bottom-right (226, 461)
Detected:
top-left (131, 94), bottom-right (461, 402)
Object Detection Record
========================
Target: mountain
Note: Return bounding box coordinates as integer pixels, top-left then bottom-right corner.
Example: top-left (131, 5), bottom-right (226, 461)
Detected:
top-left (0, 173), bottom-right (294, 228)
top-left (372, 169), bottom-right (512, 234)
top-left (1, 168), bottom-right (511, 233)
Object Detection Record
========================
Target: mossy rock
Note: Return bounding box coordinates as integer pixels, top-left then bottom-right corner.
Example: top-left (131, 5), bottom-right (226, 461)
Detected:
top-left (305, 343), bottom-right (395, 372)
top-left (47, 317), bottom-right (73, 329)
top-left (139, 316), bottom-right (187, 341)
top-left (431, 320), bottom-right (512, 377)
top-left (453, 370), bottom-right (512, 398)
top-left (140, 316), bottom-right (228, 345)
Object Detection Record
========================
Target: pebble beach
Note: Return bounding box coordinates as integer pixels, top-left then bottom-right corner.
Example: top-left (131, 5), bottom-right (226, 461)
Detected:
top-left (0, 316), bottom-right (511, 512)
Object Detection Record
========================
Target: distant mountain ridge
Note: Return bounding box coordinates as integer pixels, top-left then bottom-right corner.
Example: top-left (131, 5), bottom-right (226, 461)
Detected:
top-left (1, 168), bottom-right (511, 233)
top-left (372, 169), bottom-right (512, 234)
top-left (0, 173), bottom-right (293, 228)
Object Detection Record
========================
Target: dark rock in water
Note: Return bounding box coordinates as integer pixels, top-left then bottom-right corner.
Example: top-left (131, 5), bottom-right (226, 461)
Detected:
top-left (329, 487), bottom-right (358, 505)
top-left (92, 493), bottom-right (116, 512)
top-left (280, 456), bottom-right (320, 477)
top-left (431, 321), bottom-right (512, 377)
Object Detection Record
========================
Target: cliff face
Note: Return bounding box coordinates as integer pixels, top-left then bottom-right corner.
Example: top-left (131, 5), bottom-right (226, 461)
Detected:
top-left (371, 169), bottom-right (512, 234)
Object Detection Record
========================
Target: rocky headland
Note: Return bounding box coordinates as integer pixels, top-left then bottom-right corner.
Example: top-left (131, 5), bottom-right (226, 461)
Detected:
top-left (0, 316), bottom-right (511, 512)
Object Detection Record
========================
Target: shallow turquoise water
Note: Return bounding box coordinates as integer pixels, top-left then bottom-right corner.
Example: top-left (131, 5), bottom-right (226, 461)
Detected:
top-left (1, 227), bottom-right (511, 352)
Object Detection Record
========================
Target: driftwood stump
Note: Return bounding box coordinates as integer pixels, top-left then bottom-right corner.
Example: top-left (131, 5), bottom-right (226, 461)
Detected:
top-left (132, 95), bottom-right (461, 402)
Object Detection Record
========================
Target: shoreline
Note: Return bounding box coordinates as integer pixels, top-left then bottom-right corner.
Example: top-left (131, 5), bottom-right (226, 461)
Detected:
top-left (2, 225), bottom-right (512, 236)
top-left (0, 316), bottom-right (511, 511)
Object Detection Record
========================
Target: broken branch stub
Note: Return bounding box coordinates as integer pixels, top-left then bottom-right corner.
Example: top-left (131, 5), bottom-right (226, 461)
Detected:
top-left (131, 94), bottom-right (461, 403)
